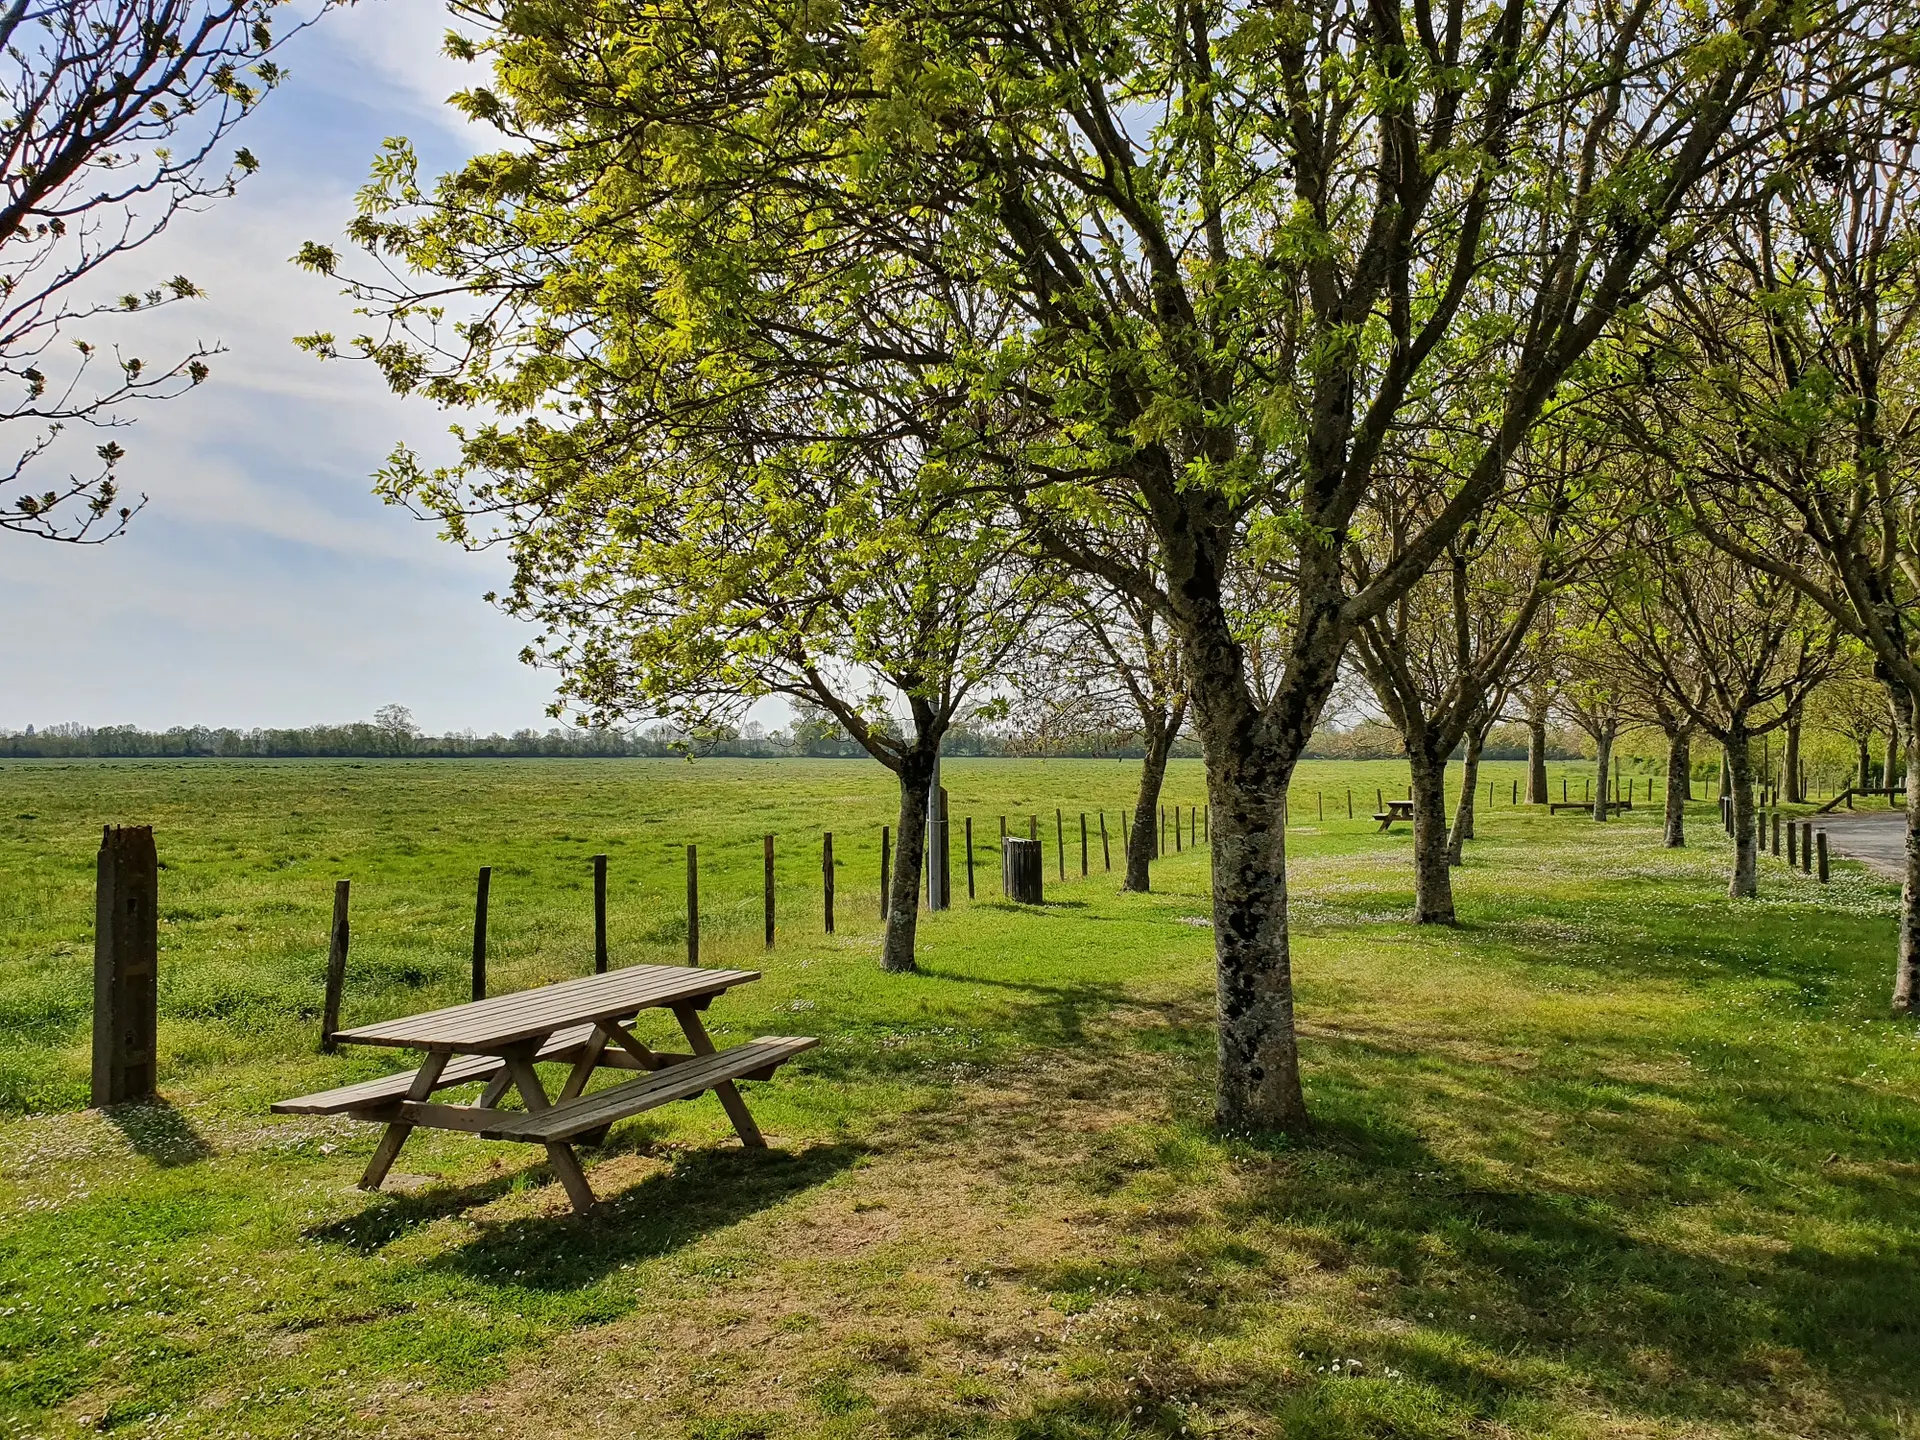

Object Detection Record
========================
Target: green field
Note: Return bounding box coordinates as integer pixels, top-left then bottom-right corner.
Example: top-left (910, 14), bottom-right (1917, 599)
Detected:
top-left (1, 756), bottom-right (1913, 1440)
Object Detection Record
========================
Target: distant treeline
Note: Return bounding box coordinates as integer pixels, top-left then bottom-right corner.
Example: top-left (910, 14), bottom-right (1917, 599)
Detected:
top-left (0, 716), bottom-right (1202, 761)
top-left (0, 716), bottom-right (1579, 762)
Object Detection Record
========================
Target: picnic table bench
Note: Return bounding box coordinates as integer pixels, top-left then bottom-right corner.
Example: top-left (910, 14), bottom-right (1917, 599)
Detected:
top-left (1548, 800), bottom-right (1633, 814)
top-left (1373, 799), bottom-right (1415, 831)
top-left (273, 963), bottom-right (815, 1214)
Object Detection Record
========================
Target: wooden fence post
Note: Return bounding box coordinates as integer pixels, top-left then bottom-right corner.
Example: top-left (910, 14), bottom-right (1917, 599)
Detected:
top-left (1159, 805), bottom-right (1166, 856)
top-left (1030, 815), bottom-right (1038, 842)
top-left (1056, 808), bottom-right (1065, 880)
top-left (966, 817), bottom-right (975, 899)
top-left (93, 825), bottom-right (158, 1106)
top-left (1175, 806), bottom-right (1183, 853)
top-left (763, 835), bottom-right (775, 950)
top-left (686, 846), bottom-right (699, 966)
top-left (1786, 818), bottom-right (1797, 865)
top-left (593, 853), bottom-right (609, 973)
top-left (1817, 830), bottom-right (1830, 883)
top-left (823, 832), bottom-right (835, 934)
top-left (471, 866), bottom-right (490, 1002)
top-left (1801, 823), bottom-right (1813, 875)
top-left (321, 879), bottom-right (349, 1053)
top-left (881, 826), bottom-right (891, 918)
top-left (1318, 791), bottom-right (1323, 821)
top-left (1347, 790), bottom-right (1353, 819)
top-left (1080, 812), bottom-right (1088, 876)
top-left (1772, 812), bottom-right (1782, 855)
top-left (1100, 812), bottom-right (1110, 871)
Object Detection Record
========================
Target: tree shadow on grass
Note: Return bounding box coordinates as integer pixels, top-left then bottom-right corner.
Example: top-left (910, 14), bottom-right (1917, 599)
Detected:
top-left (101, 1096), bottom-right (215, 1167)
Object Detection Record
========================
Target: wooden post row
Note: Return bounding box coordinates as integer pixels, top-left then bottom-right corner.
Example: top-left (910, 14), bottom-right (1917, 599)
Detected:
top-left (94, 825), bottom-right (158, 1107)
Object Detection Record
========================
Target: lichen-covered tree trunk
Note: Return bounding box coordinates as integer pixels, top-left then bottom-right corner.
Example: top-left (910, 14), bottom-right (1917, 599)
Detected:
top-left (1727, 731), bottom-right (1757, 899)
top-left (882, 757), bottom-right (936, 972)
top-left (1201, 728), bottom-right (1309, 1131)
top-left (1408, 748), bottom-right (1455, 923)
top-left (1527, 696), bottom-right (1549, 804)
top-left (1125, 710), bottom-right (1180, 892)
top-left (1859, 736), bottom-right (1874, 791)
top-left (1447, 731), bottom-right (1484, 864)
top-left (1896, 715), bottom-right (1920, 1010)
top-left (1592, 729), bottom-right (1614, 822)
top-left (1664, 727), bottom-right (1689, 848)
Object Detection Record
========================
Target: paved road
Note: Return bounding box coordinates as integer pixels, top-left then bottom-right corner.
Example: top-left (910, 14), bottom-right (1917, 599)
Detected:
top-left (1811, 810), bottom-right (1909, 880)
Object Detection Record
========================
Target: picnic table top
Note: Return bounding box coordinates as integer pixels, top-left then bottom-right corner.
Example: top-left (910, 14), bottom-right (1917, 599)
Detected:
top-left (1380, 798), bottom-right (1415, 812)
top-left (331, 963), bottom-right (760, 1052)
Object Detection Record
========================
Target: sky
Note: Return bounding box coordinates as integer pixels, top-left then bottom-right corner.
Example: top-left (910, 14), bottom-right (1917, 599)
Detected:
top-left (0, 0), bottom-right (583, 735)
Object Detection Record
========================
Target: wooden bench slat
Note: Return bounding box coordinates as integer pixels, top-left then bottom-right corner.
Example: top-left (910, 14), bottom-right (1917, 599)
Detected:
top-left (270, 1022), bottom-right (602, 1115)
top-left (477, 1037), bottom-right (818, 1143)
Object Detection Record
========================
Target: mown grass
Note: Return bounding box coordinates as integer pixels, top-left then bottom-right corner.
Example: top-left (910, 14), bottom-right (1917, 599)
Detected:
top-left (0, 756), bottom-right (1910, 1440)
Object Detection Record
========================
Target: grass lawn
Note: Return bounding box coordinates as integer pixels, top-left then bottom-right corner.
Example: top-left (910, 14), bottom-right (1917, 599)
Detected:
top-left (0, 756), bottom-right (1914, 1440)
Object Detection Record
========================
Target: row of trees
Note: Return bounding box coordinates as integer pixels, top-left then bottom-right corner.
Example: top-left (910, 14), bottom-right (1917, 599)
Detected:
top-left (271, 0), bottom-right (1915, 1134)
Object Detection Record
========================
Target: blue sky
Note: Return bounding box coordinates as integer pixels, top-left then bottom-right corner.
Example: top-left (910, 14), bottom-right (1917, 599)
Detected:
top-left (0, 0), bottom-right (572, 734)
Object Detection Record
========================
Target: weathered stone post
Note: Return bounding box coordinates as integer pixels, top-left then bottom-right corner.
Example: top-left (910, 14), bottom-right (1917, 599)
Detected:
top-left (93, 825), bottom-right (157, 1107)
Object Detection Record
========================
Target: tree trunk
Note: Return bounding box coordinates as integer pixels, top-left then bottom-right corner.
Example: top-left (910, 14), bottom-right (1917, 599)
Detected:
top-left (1718, 748), bottom-right (1730, 802)
top-left (1889, 692), bottom-right (1909, 805)
top-left (882, 759), bottom-right (935, 972)
top-left (1727, 731), bottom-right (1757, 899)
top-left (1859, 735), bottom-right (1874, 791)
top-left (1126, 710), bottom-right (1179, 892)
top-left (1408, 748), bottom-right (1456, 923)
top-left (1202, 740), bottom-right (1309, 1132)
top-left (1784, 712), bottom-right (1803, 803)
top-left (1526, 693), bottom-right (1549, 804)
top-left (1592, 728), bottom-right (1614, 822)
top-left (1896, 712), bottom-right (1920, 1011)
top-left (1663, 727), bottom-right (1689, 848)
top-left (1447, 730), bottom-right (1484, 864)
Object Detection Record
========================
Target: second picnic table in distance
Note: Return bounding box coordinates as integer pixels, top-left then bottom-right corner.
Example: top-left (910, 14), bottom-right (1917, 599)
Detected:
top-left (1373, 798), bottom-right (1415, 832)
top-left (273, 963), bottom-right (816, 1213)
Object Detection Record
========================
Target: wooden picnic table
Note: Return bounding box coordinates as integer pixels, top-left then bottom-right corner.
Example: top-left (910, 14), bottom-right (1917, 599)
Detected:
top-left (1373, 798), bottom-right (1415, 831)
top-left (273, 964), bottom-right (816, 1214)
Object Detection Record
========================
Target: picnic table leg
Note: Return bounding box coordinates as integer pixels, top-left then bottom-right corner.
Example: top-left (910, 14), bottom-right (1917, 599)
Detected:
top-left (555, 1024), bottom-right (615, 1148)
top-left (360, 1051), bottom-right (448, 1192)
top-left (500, 1047), bottom-right (597, 1213)
top-left (671, 1003), bottom-right (768, 1149)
